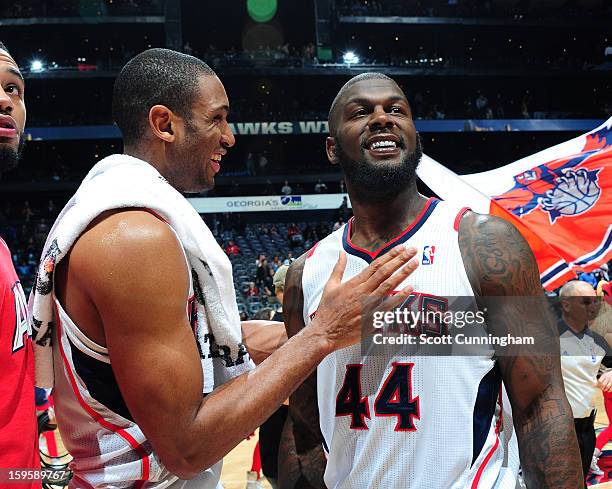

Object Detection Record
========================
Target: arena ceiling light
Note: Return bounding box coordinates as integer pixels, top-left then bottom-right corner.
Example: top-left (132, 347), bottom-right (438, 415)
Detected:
top-left (30, 59), bottom-right (44, 72)
top-left (247, 0), bottom-right (277, 22)
top-left (343, 51), bottom-right (360, 65)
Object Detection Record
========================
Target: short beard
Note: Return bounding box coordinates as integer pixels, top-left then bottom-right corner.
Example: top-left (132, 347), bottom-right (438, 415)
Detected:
top-left (171, 116), bottom-right (212, 194)
top-left (0, 134), bottom-right (25, 176)
top-left (335, 132), bottom-right (423, 203)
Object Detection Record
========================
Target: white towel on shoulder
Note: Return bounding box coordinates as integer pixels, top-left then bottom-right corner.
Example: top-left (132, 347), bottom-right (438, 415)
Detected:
top-left (30, 154), bottom-right (252, 392)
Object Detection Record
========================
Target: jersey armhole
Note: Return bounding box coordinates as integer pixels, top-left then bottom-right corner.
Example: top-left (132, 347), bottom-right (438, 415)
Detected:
top-left (453, 206), bottom-right (481, 297)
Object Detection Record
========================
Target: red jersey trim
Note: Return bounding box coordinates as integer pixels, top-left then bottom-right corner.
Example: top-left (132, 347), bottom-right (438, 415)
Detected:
top-left (54, 305), bottom-right (151, 486)
top-left (453, 207), bottom-right (471, 232)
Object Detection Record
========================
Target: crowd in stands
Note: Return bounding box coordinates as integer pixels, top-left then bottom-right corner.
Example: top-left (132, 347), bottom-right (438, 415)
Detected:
top-left (210, 215), bottom-right (342, 318)
top-left (184, 42), bottom-right (319, 70)
top-left (0, 200), bottom-right (56, 293)
top-left (1, 0), bottom-right (163, 18)
top-left (335, 0), bottom-right (612, 19)
top-left (20, 80), bottom-right (609, 129)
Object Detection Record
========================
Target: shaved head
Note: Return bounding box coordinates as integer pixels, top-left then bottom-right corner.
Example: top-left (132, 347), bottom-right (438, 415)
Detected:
top-left (328, 72), bottom-right (396, 136)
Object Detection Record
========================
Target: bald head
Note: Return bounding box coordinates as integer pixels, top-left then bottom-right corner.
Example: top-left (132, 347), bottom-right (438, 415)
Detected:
top-left (559, 280), bottom-right (596, 298)
top-left (560, 280), bottom-right (599, 332)
top-left (328, 72), bottom-right (400, 136)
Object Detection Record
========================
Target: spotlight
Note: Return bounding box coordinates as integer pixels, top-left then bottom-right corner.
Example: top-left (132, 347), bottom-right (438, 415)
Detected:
top-left (343, 51), bottom-right (360, 65)
top-left (30, 60), bottom-right (44, 72)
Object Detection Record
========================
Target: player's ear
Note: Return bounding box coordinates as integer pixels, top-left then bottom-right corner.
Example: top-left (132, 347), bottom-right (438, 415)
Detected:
top-left (149, 105), bottom-right (176, 143)
top-left (326, 136), bottom-right (340, 166)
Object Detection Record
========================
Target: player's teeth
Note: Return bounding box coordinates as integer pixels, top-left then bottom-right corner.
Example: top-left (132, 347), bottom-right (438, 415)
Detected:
top-left (370, 140), bottom-right (396, 149)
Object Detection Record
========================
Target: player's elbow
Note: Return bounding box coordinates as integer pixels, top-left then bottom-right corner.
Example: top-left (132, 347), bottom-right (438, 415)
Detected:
top-left (159, 451), bottom-right (198, 480)
top-left (159, 448), bottom-right (220, 480)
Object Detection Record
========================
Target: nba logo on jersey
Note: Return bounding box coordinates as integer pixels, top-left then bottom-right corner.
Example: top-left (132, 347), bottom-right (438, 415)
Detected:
top-left (422, 245), bottom-right (436, 265)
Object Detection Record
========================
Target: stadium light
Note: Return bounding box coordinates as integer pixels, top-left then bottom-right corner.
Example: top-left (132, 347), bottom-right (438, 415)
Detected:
top-left (343, 51), bottom-right (360, 65)
top-left (30, 60), bottom-right (44, 72)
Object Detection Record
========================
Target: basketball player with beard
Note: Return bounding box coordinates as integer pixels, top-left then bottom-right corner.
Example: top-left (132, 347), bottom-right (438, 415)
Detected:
top-left (0, 41), bottom-right (40, 487)
top-left (279, 73), bottom-right (583, 489)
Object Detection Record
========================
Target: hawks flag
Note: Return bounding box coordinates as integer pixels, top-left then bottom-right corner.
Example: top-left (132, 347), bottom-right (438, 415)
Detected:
top-left (417, 117), bottom-right (612, 291)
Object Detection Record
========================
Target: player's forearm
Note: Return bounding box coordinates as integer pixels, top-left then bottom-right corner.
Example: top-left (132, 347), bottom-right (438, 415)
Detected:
top-left (515, 384), bottom-right (583, 489)
top-left (173, 325), bottom-right (331, 478)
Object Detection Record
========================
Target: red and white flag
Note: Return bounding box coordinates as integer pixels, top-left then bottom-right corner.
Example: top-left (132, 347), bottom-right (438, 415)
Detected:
top-left (417, 117), bottom-right (612, 291)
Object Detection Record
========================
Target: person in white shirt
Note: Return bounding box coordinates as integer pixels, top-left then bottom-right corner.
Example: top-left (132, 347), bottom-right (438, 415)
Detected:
top-left (558, 280), bottom-right (612, 485)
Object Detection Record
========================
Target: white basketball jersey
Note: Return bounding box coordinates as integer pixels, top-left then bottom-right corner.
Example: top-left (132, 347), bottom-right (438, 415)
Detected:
top-left (302, 199), bottom-right (519, 489)
top-left (51, 222), bottom-right (223, 489)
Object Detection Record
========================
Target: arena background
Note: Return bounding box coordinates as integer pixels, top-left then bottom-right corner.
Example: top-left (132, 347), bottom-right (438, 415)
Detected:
top-left (2, 0), bottom-right (611, 487)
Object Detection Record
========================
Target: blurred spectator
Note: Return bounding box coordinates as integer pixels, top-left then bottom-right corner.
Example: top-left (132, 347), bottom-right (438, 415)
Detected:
top-left (281, 180), bottom-right (292, 196)
top-left (256, 258), bottom-right (271, 285)
top-left (521, 96), bottom-right (531, 119)
top-left (256, 253), bottom-right (267, 267)
top-left (21, 201), bottom-right (34, 222)
top-left (287, 223), bottom-right (303, 248)
top-left (258, 152), bottom-right (269, 175)
top-left (271, 255), bottom-right (282, 272)
top-left (579, 271), bottom-right (599, 288)
top-left (339, 196), bottom-right (350, 221)
top-left (225, 240), bottom-right (241, 256)
top-left (475, 92), bottom-right (489, 117)
top-left (262, 268), bottom-right (275, 297)
top-left (244, 281), bottom-right (260, 297)
top-left (314, 179), bottom-right (328, 193)
top-left (333, 217), bottom-right (346, 231)
top-left (246, 152), bottom-right (256, 176)
top-left (45, 199), bottom-right (57, 218)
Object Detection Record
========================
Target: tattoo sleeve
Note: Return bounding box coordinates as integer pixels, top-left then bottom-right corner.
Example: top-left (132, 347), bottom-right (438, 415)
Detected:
top-left (458, 213), bottom-right (583, 489)
top-left (278, 255), bottom-right (326, 489)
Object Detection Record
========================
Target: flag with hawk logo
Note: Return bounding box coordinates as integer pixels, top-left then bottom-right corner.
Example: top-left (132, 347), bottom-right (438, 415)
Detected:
top-left (417, 117), bottom-right (612, 291)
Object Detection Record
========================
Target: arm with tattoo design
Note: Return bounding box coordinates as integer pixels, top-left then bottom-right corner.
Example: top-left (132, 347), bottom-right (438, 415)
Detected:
top-left (458, 212), bottom-right (582, 489)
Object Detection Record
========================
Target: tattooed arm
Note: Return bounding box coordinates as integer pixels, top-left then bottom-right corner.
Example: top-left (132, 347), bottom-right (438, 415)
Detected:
top-left (278, 254), bottom-right (326, 489)
top-left (458, 213), bottom-right (582, 489)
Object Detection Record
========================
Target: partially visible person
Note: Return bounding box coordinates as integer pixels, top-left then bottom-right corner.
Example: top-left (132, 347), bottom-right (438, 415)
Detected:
top-left (282, 72), bottom-right (582, 489)
top-left (314, 179), bottom-right (327, 193)
top-left (0, 41), bottom-right (40, 488)
top-left (245, 281), bottom-right (260, 298)
top-left (225, 239), bottom-right (240, 256)
top-left (579, 270), bottom-right (598, 288)
top-left (588, 280), bottom-right (612, 475)
top-left (558, 280), bottom-right (612, 485)
top-left (281, 180), bottom-right (292, 196)
top-left (598, 280), bottom-right (612, 306)
top-left (271, 255), bottom-right (282, 272)
top-left (287, 224), bottom-right (303, 248)
top-left (243, 266), bottom-right (290, 489)
top-left (30, 49), bottom-right (419, 489)
top-left (283, 252), bottom-right (294, 266)
top-left (256, 258), bottom-right (270, 285)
